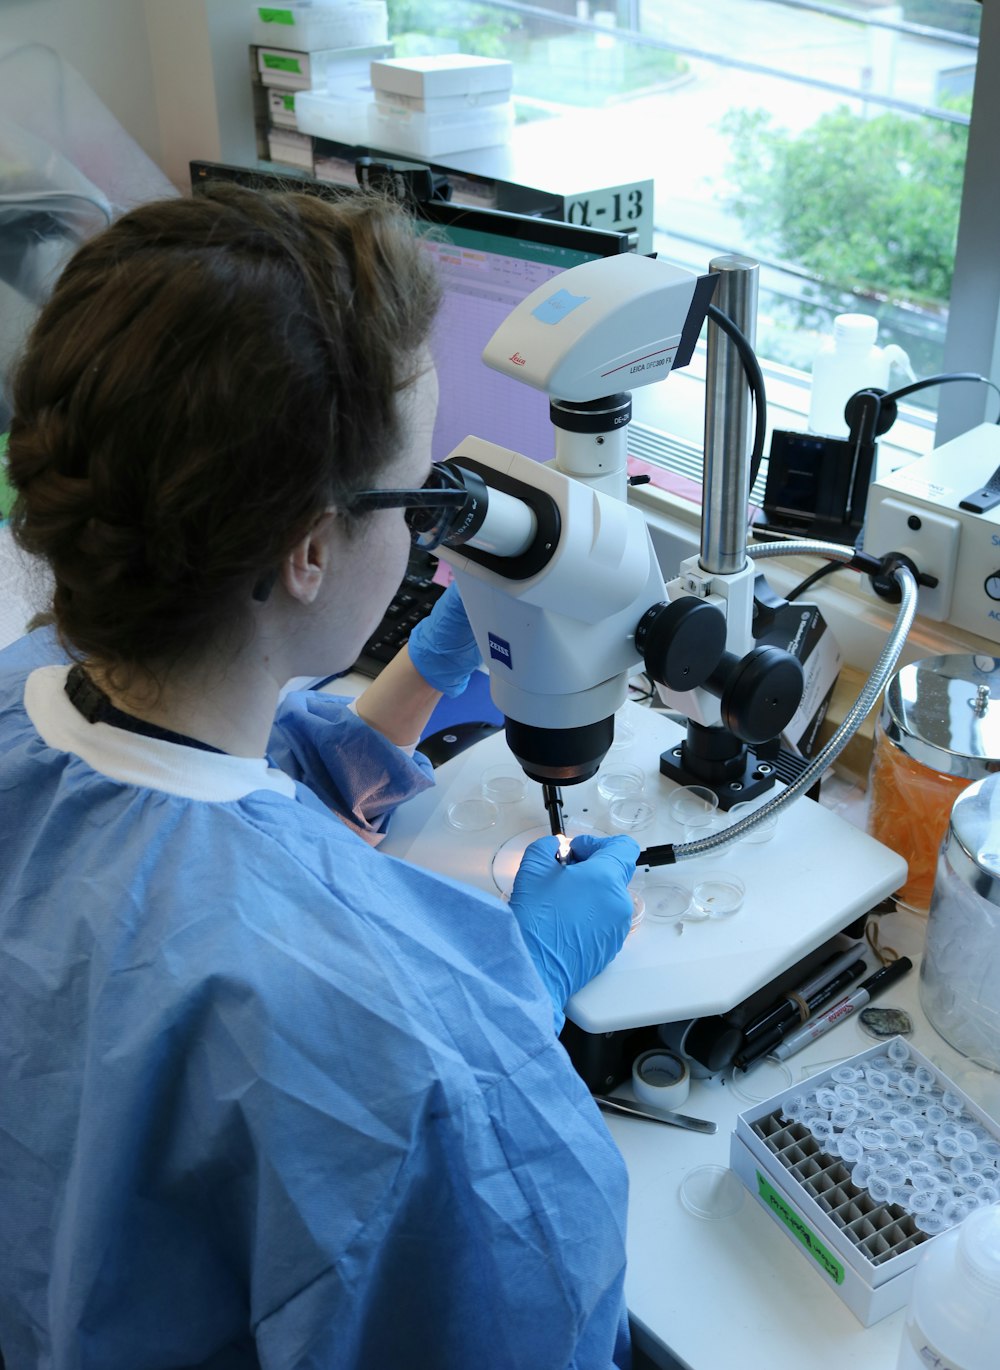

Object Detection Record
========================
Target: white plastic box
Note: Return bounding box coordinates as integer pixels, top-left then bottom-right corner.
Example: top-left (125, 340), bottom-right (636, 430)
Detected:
top-left (729, 1039), bottom-right (1000, 1326)
top-left (370, 54), bottom-right (513, 108)
top-left (368, 100), bottom-right (514, 159)
top-left (258, 42), bottom-right (390, 91)
top-left (295, 88), bottom-right (373, 145)
top-left (252, 3), bottom-right (388, 53)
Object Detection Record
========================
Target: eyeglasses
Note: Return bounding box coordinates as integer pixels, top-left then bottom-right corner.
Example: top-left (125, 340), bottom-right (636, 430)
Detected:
top-left (348, 462), bottom-right (476, 551)
top-left (252, 466), bottom-right (476, 602)
top-left (348, 462), bottom-right (467, 512)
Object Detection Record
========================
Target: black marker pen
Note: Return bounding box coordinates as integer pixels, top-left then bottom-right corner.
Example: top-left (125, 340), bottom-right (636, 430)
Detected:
top-left (770, 957), bottom-right (913, 1062)
top-left (734, 959), bottom-right (868, 1072)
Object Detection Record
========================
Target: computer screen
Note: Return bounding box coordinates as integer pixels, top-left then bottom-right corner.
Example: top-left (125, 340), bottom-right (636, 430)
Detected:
top-left (190, 161), bottom-right (632, 466)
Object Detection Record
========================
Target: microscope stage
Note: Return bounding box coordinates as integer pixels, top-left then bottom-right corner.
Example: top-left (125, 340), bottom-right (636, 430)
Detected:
top-left (377, 699), bottom-right (906, 1033)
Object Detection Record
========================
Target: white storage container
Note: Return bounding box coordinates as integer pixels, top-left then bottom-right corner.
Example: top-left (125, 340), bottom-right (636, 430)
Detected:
top-left (257, 41), bottom-right (391, 91)
top-left (368, 99), bottom-right (513, 159)
top-left (252, 3), bottom-right (388, 53)
top-left (374, 85), bottom-right (510, 114)
top-left (730, 1038), bottom-right (1000, 1326)
top-left (896, 1203), bottom-right (1000, 1369)
top-left (295, 88), bottom-right (373, 145)
top-left (370, 54), bottom-right (513, 104)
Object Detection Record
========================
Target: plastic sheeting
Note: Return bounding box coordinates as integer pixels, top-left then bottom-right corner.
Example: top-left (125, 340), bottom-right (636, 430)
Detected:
top-left (0, 41), bottom-right (177, 429)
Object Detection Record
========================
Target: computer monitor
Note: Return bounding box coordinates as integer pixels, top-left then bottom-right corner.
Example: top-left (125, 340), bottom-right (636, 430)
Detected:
top-left (190, 160), bottom-right (632, 466)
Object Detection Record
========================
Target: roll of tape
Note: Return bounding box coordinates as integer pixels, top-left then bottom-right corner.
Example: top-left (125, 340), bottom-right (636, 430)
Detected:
top-left (632, 1048), bottom-right (690, 1110)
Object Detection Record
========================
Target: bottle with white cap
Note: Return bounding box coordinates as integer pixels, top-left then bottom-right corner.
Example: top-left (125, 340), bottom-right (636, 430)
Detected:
top-left (807, 313), bottom-right (912, 438)
top-left (896, 1202), bottom-right (1000, 1369)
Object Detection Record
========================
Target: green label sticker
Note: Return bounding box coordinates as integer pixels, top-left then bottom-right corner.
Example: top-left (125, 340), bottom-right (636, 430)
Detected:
top-left (259, 8), bottom-right (295, 24)
top-left (263, 54), bottom-right (302, 73)
top-left (282, 94), bottom-right (295, 110)
top-left (756, 1172), bottom-right (845, 1284)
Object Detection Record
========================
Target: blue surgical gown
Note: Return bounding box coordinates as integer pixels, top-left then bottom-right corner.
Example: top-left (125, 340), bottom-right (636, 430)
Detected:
top-left (0, 628), bottom-right (630, 1370)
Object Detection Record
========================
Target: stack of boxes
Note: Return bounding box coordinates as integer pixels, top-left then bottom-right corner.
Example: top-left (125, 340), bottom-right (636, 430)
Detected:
top-left (252, 2), bottom-right (391, 165)
top-left (253, 4), bottom-right (517, 169)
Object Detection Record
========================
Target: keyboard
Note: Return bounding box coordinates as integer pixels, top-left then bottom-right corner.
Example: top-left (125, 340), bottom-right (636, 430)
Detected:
top-left (352, 546), bottom-right (445, 678)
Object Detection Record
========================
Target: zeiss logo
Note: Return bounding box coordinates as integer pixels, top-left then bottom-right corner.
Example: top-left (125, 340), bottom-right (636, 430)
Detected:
top-left (489, 633), bottom-right (512, 668)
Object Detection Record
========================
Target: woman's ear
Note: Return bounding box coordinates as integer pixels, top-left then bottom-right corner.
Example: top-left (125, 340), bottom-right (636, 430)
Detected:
top-left (280, 512), bottom-right (337, 605)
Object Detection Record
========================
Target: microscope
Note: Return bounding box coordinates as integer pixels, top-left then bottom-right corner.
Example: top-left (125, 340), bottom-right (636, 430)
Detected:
top-left (410, 252), bottom-right (805, 842)
top-left (385, 249), bottom-right (912, 1083)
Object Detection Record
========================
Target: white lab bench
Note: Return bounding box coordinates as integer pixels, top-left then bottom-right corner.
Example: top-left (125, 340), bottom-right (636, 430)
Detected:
top-left (365, 687), bottom-right (1000, 1370)
top-left (612, 902), bottom-right (1000, 1370)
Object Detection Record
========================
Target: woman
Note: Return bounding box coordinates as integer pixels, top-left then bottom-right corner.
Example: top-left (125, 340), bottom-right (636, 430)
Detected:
top-left (0, 185), bottom-right (639, 1369)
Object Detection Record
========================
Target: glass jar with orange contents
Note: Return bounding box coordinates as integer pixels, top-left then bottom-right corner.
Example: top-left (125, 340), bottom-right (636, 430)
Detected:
top-left (867, 654), bottom-right (1000, 914)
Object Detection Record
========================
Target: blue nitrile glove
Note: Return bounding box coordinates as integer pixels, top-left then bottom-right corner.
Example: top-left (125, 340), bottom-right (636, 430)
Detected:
top-left (509, 833), bottom-right (640, 1032)
top-left (407, 580), bottom-right (483, 696)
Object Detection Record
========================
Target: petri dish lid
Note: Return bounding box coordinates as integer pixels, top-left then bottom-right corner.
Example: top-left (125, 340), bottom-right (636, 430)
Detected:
top-left (880, 653), bottom-right (1000, 779)
top-left (679, 1165), bottom-right (745, 1221)
top-left (942, 773), bottom-right (1000, 906)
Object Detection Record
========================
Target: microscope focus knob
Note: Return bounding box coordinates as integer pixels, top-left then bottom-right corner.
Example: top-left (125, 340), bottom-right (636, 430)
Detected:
top-left (635, 598), bottom-right (728, 692)
top-left (712, 645), bottom-right (805, 746)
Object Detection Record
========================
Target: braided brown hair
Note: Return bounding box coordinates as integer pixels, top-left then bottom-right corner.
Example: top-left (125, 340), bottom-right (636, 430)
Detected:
top-left (7, 183), bottom-right (440, 671)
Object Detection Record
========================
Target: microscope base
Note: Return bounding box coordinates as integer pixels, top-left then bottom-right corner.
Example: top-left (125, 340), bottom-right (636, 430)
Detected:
top-left (376, 702), bottom-right (906, 1037)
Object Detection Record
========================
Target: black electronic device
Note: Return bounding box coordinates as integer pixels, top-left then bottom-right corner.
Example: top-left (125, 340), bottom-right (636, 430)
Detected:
top-left (352, 545), bottom-right (444, 679)
top-left (191, 158), bottom-right (631, 473)
top-left (754, 427), bottom-right (875, 546)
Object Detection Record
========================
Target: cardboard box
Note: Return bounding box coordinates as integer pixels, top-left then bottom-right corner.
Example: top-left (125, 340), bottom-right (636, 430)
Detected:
top-left (267, 87), bottom-right (298, 129)
top-left (370, 54), bottom-right (513, 101)
top-left (257, 42), bottom-right (390, 91)
top-left (752, 575), bottom-right (841, 758)
top-left (374, 85), bottom-right (510, 114)
top-left (815, 663), bottom-right (880, 788)
top-left (730, 1038), bottom-right (1000, 1325)
top-left (266, 127), bottom-right (314, 170)
top-left (252, 3), bottom-right (388, 53)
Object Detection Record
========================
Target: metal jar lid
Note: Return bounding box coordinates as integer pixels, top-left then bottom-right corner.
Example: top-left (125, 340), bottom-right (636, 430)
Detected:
top-left (942, 773), bottom-right (1000, 907)
top-left (880, 653), bottom-right (1000, 779)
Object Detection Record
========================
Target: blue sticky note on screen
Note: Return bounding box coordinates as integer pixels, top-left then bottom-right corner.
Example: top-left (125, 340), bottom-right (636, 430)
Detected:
top-left (532, 288), bottom-right (590, 325)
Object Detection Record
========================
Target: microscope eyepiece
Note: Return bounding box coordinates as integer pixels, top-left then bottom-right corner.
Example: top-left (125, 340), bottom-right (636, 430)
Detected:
top-left (406, 462), bottom-right (488, 551)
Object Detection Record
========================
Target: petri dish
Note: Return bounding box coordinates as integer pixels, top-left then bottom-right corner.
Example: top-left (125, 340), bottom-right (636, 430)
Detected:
top-left (643, 878), bottom-right (693, 923)
top-left (692, 871), bottom-right (745, 918)
top-left (480, 764), bottom-right (528, 805)
top-left (491, 821), bottom-right (604, 897)
top-left (610, 709), bottom-right (637, 752)
top-left (629, 893), bottom-right (646, 933)
top-left (597, 764), bottom-right (645, 803)
top-left (446, 796), bottom-right (500, 831)
top-left (729, 1058), bottom-right (794, 1103)
top-left (608, 797), bottom-right (655, 832)
top-left (668, 785), bottom-right (721, 837)
top-left (679, 1165), bottom-right (745, 1221)
top-left (727, 800), bottom-right (778, 844)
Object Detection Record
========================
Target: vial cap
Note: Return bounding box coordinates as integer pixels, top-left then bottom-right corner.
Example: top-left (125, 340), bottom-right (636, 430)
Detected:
top-left (833, 313), bottom-right (878, 346)
top-left (957, 1203), bottom-right (1000, 1290)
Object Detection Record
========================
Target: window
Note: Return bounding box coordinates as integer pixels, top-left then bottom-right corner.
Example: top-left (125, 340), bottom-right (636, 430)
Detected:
top-left (386, 1), bottom-right (992, 484)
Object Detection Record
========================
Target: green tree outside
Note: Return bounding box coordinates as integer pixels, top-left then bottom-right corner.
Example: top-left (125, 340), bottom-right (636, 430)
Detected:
top-left (719, 102), bottom-right (969, 316)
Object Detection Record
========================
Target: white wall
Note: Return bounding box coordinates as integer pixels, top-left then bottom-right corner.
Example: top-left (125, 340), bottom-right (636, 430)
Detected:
top-left (0, 0), bottom-right (259, 193)
top-left (144, 0), bottom-right (258, 191)
top-left (0, 0), bottom-right (162, 167)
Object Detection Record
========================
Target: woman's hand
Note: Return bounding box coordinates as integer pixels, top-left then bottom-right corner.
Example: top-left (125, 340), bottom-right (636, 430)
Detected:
top-left (509, 833), bottom-right (640, 1029)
